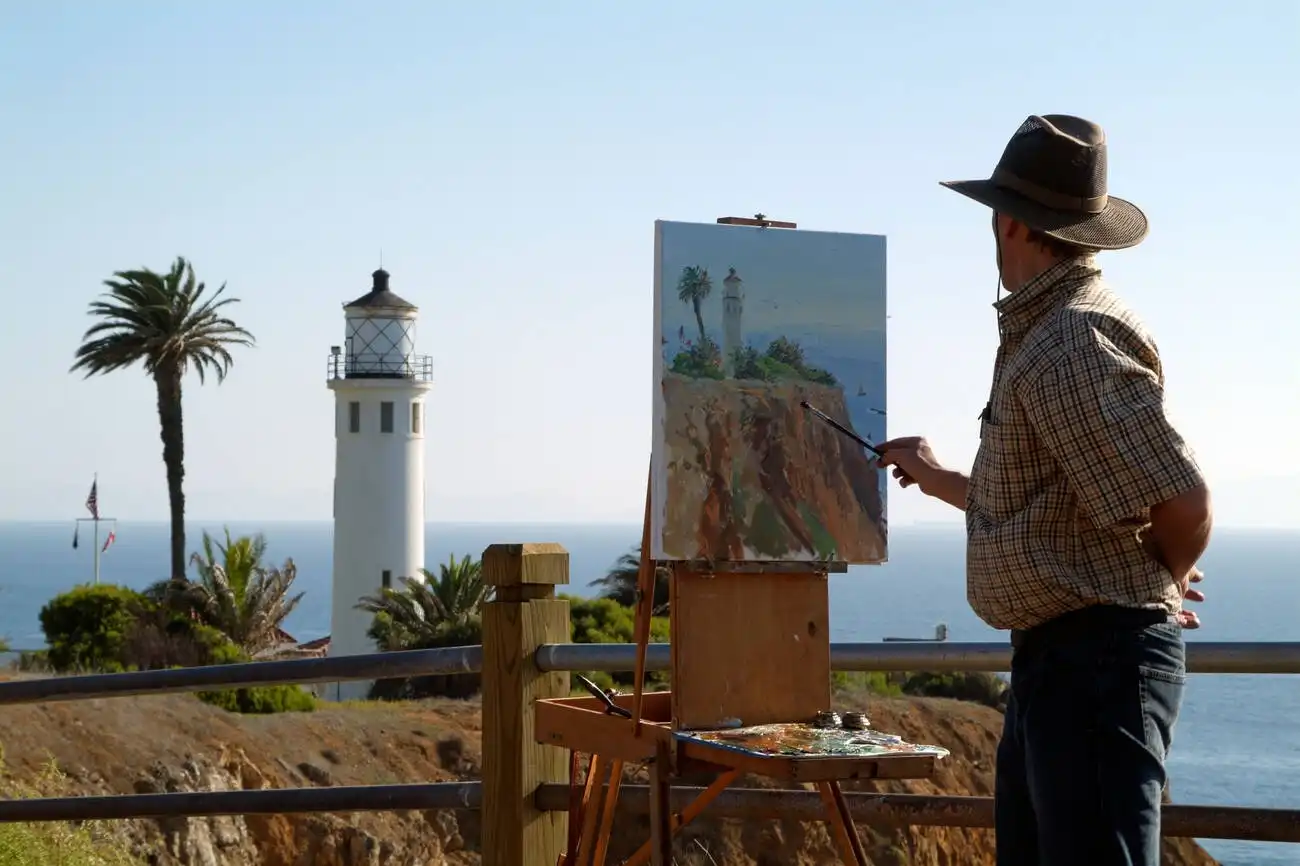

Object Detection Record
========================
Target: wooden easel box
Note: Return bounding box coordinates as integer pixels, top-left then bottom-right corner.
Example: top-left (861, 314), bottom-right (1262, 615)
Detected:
top-left (534, 569), bottom-right (939, 782)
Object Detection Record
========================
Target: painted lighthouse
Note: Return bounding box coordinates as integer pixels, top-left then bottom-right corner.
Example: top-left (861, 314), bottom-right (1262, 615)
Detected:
top-left (325, 268), bottom-right (432, 701)
top-left (721, 266), bottom-right (744, 378)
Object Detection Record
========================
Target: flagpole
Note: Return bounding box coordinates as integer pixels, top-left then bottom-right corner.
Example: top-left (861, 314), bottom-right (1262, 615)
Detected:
top-left (74, 473), bottom-right (116, 586)
top-left (93, 472), bottom-right (100, 585)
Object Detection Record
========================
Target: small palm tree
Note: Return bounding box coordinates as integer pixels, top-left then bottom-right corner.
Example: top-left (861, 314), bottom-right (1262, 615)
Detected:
top-left (179, 529), bottom-right (304, 657)
top-left (591, 545), bottom-right (670, 613)
top-left (676, 265), bottom-right (713, 343)
top-left (71, 258), bottom-right (255, 580)
top-left (355, 554), bottom-right (491, 651)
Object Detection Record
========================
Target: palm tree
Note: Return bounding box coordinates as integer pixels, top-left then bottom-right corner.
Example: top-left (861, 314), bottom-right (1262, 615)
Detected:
top-left (180, 528), bottom-right (304, 657)
top-left (591, 545), bottom-right (670, 613)
top-left (71, 258), bottom-right (256, 580)
top-left (355, 554), bottom-right (491, 651)
top-left (676, 265), bottom-right (713, 343)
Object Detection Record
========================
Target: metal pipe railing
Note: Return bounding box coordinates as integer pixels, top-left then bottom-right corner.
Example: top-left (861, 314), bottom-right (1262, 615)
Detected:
top-left (534, 785), bottom-right (1300, 844)
top-left (5, 780), bottom-right (1294, 844)
top-left (533, 641), bottom-right (1300, 675)
top-left (0, 783), bottom-right (480, 824)
top-left (3, 640), bottom-right (1296, 710)
top-left (0, 645), bottom-right (481, 706)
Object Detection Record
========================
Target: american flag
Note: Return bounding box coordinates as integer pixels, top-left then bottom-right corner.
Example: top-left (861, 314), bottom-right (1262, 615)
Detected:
top-left (85, 480), bottom-right (99, 520)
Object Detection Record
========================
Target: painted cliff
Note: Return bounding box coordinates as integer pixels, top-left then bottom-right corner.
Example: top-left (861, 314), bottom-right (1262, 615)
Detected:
top-left (658, 372), bottom-right (886, 562)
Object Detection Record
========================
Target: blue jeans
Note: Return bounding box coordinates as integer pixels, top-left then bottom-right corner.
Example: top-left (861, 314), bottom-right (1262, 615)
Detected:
top-left (995, 618), bottom-right (1186, 866)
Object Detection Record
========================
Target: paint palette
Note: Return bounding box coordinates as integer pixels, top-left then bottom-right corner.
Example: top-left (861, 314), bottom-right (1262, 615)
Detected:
top-left (675, 722), bottom-right (950, 760)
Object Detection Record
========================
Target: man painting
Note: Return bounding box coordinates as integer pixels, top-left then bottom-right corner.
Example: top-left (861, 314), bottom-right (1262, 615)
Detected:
top-left (877, 115), bottom-right (1212, 866)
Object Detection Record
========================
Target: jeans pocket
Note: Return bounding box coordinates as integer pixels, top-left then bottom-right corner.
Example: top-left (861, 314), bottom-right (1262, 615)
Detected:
top-left (1138, 662), bottom-right (1186, 759)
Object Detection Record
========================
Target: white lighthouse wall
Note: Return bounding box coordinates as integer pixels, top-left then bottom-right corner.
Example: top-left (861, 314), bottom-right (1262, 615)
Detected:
top-left (328, 382), bottom-right (429, 701)
top-left (344, 311), bottom-right (417, 373)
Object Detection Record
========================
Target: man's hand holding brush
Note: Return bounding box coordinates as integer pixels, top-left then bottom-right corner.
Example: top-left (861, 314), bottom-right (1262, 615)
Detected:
top-left (874, 436), bottom-right (971, 512)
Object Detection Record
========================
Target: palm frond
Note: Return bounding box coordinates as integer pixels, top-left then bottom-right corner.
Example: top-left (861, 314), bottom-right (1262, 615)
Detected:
top-left (71, 257), bottom-right (255, 382)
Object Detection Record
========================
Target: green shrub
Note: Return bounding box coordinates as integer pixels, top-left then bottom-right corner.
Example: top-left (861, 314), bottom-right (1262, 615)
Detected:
top-left (38, 584), bottom-right (145, 673)
top-left (196, 684), bottom-right (316, 714)
top-left (369, 618), bottom-right (484, 701)
top-left (832, 671), bottom-right (903, 697)
top-left (191, 636), bottom-right (316, 714)
top-left (565, 596), bottom-right (670, 691)
top-left (901, 671), bottom-right (1007, 709)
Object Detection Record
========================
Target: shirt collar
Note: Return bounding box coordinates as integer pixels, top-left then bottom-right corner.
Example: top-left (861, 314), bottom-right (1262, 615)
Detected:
top-left (994, 255), bottom-right (1101, 331)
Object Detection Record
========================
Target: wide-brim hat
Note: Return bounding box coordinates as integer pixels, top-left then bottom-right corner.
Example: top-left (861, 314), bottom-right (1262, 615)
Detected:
top-left (940, 114), bottom-right (1148, 251)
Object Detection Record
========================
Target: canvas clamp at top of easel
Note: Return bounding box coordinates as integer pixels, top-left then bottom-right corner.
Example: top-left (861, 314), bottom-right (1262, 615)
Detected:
top-left (535, 216), bottom-right (949, 866)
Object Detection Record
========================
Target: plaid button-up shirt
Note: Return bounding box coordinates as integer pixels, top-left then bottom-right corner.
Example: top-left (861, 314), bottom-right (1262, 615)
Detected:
top-left (965, 257), bottom-right (1206, 631)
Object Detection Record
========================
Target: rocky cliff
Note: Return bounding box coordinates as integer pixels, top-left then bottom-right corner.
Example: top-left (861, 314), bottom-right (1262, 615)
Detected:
top-left (659, 373), bottom-right (886, 562)
top-left (0, 686), bottom-right (1219, 865)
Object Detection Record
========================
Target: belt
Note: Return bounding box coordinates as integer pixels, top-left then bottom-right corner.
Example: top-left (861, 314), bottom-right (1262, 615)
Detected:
top-left (1010, 604), bottom-right (1174, 652)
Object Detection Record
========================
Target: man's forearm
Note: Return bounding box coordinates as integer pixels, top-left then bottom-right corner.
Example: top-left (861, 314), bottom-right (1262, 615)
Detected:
top-left (1146, 485), bottom-right (1213, 579)
top-left (923, 469), bottom-right (970, 511)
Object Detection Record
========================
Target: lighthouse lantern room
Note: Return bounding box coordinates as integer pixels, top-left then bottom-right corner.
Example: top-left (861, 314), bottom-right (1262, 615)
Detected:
top-left (325, 268), bottom-right (433, 701)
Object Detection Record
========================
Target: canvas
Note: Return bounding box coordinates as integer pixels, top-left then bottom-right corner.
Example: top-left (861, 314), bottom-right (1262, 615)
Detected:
top-left (651, 220), bottom-right (888, 564)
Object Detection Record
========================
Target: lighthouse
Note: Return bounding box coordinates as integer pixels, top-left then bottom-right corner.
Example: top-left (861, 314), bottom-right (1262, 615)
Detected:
top-left (325, 268), bottom-right (432, 701)
top-left (722, 267), bottom-right (744, 377)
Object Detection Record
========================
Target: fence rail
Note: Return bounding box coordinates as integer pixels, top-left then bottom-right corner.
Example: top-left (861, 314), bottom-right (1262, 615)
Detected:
top-left (532, 640), bottom-right (1300, 675)
top-left (2, 543), bottom-right (1296, 862)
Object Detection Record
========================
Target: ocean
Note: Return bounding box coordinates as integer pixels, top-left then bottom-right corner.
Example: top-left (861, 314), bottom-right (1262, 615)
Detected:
top-left (1, 521), bottom-right (1295, 865)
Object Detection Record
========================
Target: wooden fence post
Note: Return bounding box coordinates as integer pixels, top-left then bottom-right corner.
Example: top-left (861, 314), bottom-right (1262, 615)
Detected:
top-left (482, 543), bottom-right (570, 866)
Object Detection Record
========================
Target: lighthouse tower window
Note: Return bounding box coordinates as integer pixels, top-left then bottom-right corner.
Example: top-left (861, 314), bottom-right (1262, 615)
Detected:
top-left (411, 402), bottom-right (423, 435)
top-left (380, 401), bottom-right (394, 433)
top-left (348, 401), bottom-right (361, 433)
top-left (381, 569), bottom-right (392, 590)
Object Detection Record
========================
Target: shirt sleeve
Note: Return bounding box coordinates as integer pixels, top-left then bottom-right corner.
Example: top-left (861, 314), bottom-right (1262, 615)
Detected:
top-left (1022, 328), bottom-right (1206, 529)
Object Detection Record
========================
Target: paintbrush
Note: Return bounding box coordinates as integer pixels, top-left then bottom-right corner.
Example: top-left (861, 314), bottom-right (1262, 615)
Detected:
top-left (799, 400), bottom-right (883, 457)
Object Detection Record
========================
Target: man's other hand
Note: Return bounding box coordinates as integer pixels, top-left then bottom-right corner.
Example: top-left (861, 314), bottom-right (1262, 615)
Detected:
top-left (1177, 567), bottom-right (1205, 629)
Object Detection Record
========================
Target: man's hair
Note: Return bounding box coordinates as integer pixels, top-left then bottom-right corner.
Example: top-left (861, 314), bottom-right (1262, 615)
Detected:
top-left (1026, 228), bottom-right (1090, 260)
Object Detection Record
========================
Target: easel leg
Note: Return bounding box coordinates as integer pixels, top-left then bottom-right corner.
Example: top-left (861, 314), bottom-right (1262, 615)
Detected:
top-left (817, 781), bottom-right (868, 865)
top-left (590, 759), bottom-right (624, 866)
top-left (648, 742), bottom-right (674, 866)
top-left (624, 769), bottom-right (739, 866)
top-left (574, 755), bottom-right (607, 866)
top-left (631, 467), bottom-right (655, 734)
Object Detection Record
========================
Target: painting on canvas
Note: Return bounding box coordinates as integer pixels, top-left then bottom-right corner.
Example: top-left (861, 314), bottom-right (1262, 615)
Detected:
top-left (651, 220), bottom-right (887, 564)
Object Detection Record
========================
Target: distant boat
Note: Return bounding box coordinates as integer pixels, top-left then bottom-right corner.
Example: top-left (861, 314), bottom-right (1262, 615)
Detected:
top-left (856, 385), bottom-right (866, 396)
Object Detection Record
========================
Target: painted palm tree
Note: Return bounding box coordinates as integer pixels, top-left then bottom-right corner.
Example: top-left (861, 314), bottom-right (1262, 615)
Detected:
top-left (71, 258), bottom-right (256, 580)
top-left (676, 265), bottom-right (713, 343)
top-left (355, 554), bottom-right (491, 651)
top-left (183, 529), bottom-right (304, 657)
top-left (590, 545), bottom-right (670, 613)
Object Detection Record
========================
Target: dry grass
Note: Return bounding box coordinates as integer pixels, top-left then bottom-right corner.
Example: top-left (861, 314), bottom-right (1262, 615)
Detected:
top-left (0, 753), bottom-right (139, 866)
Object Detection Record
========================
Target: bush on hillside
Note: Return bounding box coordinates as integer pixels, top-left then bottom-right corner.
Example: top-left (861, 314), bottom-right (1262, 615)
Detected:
top-left (38, 584), bottom-right (145, 673)
top-left (832, 671), bottom-right (903, 697)
top-left (189, 639), bottom-right (317, 714)
top-left (901, 671), bottom-right (1007, 709)
top-left (565, 596), bottom-right (670, 693)
top-left (196, 684), bottom-right (317, 714)
top-left (369, 618), bottom-right (484, 701)
top-left (38, 584), bottom-right (246, 674)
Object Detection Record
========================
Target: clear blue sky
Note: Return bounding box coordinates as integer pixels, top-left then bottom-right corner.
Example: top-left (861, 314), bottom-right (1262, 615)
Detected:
top-left (1, 1), bottom-right (1295, 526)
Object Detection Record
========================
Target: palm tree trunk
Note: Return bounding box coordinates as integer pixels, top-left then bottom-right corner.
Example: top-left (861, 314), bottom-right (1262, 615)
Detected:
top-left (154, 366), bottom-right (187, 580)
top-left (692, 299), bottom-right (706, 343)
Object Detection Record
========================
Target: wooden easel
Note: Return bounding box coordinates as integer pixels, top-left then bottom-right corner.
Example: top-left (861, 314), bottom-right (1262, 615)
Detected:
top-left (535, 216), bottom-right (938, 865)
